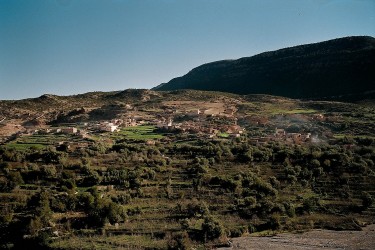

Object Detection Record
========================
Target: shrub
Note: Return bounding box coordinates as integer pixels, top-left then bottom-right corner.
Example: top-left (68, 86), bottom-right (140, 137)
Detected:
top-left (302, 196), bottom-right (320, 214)
top-left (243, 196), bottom-right (257, 208)
top-left (310, 159), bottom-right (321, 168)
top-left (248, 224), bottom-right (256, 233)
top-left (167, 231), bottom-right (191, 250)
top-left (88, 198), bottom-right (126, 227)
top-left (283, 202), bottom-right (295, 217)
top-left (229, 226), bottom-right (248, 237)
top-left (186, 200), bottom-right (209, 218)
top-left (0, 206), bottom-right (13, 224)
top-left (201, 216), bottom-right (224, 242)
top-left (268, 213), bottom-right (281, 230)
top-left (81, 170), bottom-right (101, 186)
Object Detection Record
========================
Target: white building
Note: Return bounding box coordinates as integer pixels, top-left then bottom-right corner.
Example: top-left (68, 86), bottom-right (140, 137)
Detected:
top-left (61, 127), bottom-right (77, 134)
top-left (100, 122), bottom-right (118, 132)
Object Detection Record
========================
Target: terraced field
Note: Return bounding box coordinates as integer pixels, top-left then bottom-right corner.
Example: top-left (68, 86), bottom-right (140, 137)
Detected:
top-left (0, 90), bottom-right (374, 249)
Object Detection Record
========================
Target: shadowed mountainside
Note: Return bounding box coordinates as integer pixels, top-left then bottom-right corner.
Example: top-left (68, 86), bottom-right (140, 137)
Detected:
top-left (153, 36), bottom-right (375, 101)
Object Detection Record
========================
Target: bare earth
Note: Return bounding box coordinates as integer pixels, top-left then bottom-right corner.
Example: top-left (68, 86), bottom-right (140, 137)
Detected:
top-left (219, 224), bottom-right (375, 250)
top-left (0, 119), bottom-right (24, 136)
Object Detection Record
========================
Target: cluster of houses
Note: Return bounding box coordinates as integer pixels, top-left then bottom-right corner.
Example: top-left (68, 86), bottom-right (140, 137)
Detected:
top-left (150, 105), bottom-right (241, 138)
top-left (13, 117), bottom-right (141, 142)
top-left (159, 106), bottom-right (238, 118)
top-left (4, 102), bottom-right (331, 149)
top-left (274, 128), bottom-right (311, 144)
top-left (34, 119), bottom-right (132, 135)
top-left (248, 128), bottom-right (312, 146)
top-left (154, 117), bottom-right (244, 138)
top-left (151, 104), bottom-right (242, 137)
top-left (98, 120), bottom-right (122, 132)
top-left (19, 115), bottom-right (315, 146)
top-left (9, 105), bottom-right (245, 144)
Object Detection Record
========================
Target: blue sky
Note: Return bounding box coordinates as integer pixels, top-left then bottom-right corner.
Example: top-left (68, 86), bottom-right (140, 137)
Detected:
top-left (1, 0), bottom-right (374, 100)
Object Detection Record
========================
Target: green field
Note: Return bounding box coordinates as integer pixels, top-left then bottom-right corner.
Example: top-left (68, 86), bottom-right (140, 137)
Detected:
top-left (6, 142), bottom-right (46, 150)
top-left (6, 134), bottom-right (79, 151)
top-left (218, 132), bottom-right (229, 138)
top-left (112, 125), bottom-right (164, 140)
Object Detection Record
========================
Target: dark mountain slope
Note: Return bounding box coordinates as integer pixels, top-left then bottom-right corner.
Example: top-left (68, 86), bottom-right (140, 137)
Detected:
top-left (153, 36), bottom-right (375, 100)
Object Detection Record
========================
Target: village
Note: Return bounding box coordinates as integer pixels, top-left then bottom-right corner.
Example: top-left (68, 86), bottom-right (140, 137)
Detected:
top-left (0, 100), bottom-right (319, 150)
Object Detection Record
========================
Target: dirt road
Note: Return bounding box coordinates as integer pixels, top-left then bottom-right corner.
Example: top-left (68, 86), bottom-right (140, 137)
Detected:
top-left (219, 224), bottom-right (375, 250)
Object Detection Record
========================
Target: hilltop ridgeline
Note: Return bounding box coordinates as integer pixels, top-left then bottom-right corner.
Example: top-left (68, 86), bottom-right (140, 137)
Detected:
top-left (153, 36), bottom-right (375, 101)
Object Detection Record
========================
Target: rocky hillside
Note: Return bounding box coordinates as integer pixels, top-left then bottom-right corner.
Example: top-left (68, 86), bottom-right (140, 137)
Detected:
top-left (153, 36), bottom-right (375, 101)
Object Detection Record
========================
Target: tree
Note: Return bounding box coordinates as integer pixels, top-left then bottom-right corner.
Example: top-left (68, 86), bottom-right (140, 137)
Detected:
top-left (0, 205), bottom-right (13, 224)
top-left (201, 216), bottom-right (224, 242)
top-left (310, 159), bottom-right (321, 168)
top-left (3, 171), bottom-right (25, 191)
top-left (81, 169), bottom-right (101, 186)
top-left (302, 196), bottom-right (320, 214)
top-left (26, 190), bottom-right (53, 238)
top-left (361, 192), bottom-right (373, 209)
top-left (34, 191), bottom-right (52, 224)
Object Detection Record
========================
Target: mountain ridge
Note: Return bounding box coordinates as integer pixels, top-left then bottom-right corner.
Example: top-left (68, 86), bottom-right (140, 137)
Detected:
top-left (153, 36), bottom-right (375, 101)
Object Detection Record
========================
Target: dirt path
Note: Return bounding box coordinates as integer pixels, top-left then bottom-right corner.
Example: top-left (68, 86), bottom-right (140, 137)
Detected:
top-left (219, 224), bottom-right (375, 250)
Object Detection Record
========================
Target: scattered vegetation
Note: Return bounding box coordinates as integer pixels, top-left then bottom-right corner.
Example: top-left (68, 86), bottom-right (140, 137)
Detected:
top-left (0, 89), bottom-right (374, 249)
